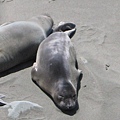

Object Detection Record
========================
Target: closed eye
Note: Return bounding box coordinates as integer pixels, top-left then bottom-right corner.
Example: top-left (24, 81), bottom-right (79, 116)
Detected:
top-left (58, 95), bottom-right (64, 100)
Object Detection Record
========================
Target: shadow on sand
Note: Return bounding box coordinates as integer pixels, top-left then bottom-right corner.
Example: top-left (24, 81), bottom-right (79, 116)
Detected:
top-left (0, 59), bottom-right (35, 78)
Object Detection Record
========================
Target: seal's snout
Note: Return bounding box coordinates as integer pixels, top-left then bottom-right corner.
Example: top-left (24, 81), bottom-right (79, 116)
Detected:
top-left (54, 94), bottom-right (77, 110)
top-left (65, 97), bottom-right (77, 110)
top-left (66, 102), bottom-right (76, 110)
top-left (67, 104), bottom-right (73, 109)
top-left (59, 100), bottom-right (77, 111)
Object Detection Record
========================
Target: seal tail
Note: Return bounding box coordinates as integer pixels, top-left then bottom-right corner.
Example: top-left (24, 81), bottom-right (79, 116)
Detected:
top-left (53, 22), bottom-right (76, 38)
top-left (64, 27), bottom-right (76, 38)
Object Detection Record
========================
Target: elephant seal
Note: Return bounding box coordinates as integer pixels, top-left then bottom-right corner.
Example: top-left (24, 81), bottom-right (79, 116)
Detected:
top-left (31, 22), bottom-right (82, 111)
top-left (0, 14), bottom-right (53, 73)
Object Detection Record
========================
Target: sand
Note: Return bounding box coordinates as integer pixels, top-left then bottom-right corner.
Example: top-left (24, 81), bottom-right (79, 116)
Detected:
top-left (0, 0), bottom-right (120, 120)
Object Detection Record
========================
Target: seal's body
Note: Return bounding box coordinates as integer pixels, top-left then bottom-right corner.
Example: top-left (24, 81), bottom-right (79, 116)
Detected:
top-left (31, 23), bottom-right (82, 110)
top-left (0, 15), bottom-right (53, 72)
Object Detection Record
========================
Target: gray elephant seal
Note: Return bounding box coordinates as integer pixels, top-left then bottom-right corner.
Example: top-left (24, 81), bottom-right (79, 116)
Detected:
top-left (31, 22), bottom-right (82, 110)
top-left (0, 14), bottom-right (53, 73)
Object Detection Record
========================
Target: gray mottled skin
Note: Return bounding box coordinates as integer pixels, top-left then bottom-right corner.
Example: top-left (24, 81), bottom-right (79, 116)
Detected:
top-left (31, 23), bottom-right (82, 110)
top-left (0, 15), bottom-right (53, 73)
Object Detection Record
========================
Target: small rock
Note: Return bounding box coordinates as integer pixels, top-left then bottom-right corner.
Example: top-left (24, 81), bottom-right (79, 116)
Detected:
top-left (83, 85), bottom-right (87, 88)
top-left (105, 64), bottom-right (110, 70)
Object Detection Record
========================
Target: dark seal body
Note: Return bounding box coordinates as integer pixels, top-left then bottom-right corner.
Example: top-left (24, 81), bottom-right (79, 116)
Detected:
top-left (0, 15), bottom-right (53, 72)
top-left (31, 31), bottom-right (82, 110)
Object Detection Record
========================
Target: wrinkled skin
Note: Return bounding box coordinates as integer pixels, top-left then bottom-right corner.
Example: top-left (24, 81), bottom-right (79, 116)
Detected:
top-left (31, 22), bottom-right (82, 111)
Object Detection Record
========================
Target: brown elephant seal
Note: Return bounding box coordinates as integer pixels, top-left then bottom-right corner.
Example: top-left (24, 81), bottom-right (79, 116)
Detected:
top-left (31, 22), bottom-right (82, 111)
top-left (0, 14), bottom-right (53, 73)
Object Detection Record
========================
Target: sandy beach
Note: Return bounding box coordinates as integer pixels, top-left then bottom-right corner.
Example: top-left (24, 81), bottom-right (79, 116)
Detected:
top-left (0, 0), bottom-right (120, 120)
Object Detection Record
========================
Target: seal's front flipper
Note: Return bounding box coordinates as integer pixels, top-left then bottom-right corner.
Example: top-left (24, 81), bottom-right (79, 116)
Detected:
top-left (31, 62), bottom-right (43, 89)
top-left (31, 62), bottom-right (39, 82)
top-left (53, 22), bottom-right (76, 38)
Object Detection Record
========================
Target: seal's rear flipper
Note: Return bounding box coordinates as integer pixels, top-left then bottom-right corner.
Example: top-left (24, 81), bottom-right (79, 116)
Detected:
top-left (53, 22), bottom-right (76, 38)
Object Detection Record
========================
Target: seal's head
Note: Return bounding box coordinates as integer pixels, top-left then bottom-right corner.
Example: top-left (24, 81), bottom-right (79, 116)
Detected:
top-left (53, 81), bottom-right (77, 110)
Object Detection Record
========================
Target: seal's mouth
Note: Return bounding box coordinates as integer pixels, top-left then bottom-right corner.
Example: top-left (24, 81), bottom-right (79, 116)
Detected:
top-left (59, 100), bottom-right (77, 110)
top-left (60, 104), bottom-right (76, 110)
top-left (53, 94), bottom-right (78, 111)
top-left (54, 100), bottom-right (79, 115)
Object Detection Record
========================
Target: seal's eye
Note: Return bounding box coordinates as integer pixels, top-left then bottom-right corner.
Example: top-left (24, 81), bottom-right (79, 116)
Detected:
top-left (58, 95), bottom-right (64, 100)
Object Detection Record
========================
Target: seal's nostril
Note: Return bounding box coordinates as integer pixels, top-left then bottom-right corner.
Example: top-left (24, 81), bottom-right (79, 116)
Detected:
top-left (66, 104), bottom-right (74, 109)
